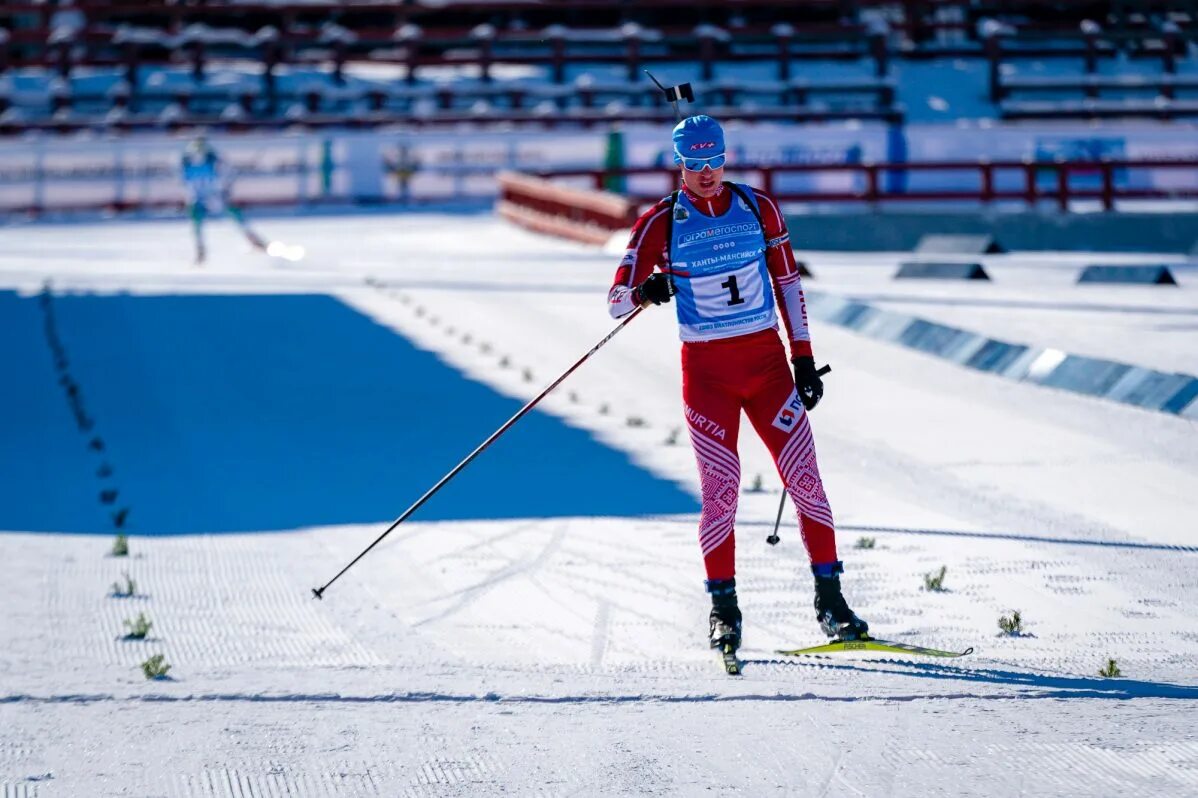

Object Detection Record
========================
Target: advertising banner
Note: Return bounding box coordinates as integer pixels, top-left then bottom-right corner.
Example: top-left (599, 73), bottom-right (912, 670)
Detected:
top-left (0, 129), bottom-right (605, 213)
top-left (902, 122), bottom-right (1198, 195)
top-left (2, 121), bottom-right (1196, 214)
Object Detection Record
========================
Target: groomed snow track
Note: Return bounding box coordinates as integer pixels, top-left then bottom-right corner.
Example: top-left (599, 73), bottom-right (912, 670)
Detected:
top-left (1, 213), bottom-right (1196, 796)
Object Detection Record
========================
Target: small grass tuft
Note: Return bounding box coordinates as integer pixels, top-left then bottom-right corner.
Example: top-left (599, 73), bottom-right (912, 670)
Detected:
top-left (923, 566), bottom-right (947, 592)
top-left (123, 612), bottom-right (153, 640)
top-left (598, 403), bottom-right (610, 416)
top-left (626, 416), bottom-right (646, 428)
top-left (522, 368), bottom-right (534, 382)
top-left (854, 536), bottom-right (876, 550)
top-left (568, 391), bottom-right (579, 403)
top-left (141, 653), bottom-right (171, 680)
top-left (110, 571), bottom-right (136, 598)
top-left (111, 533), bottom-right (129, 557)
top-left (664, 427), bottom-right (680, 446)
top-left (498, 356), bottom-right (510, 368)
top-left (998, 610), bottom-right (1023, 636)
top-left (1098, 658), bottom-right (1122, 678)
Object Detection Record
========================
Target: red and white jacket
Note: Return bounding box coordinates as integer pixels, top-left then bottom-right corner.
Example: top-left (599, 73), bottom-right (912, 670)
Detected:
top-left (607, 182), bottom-right (814, 360)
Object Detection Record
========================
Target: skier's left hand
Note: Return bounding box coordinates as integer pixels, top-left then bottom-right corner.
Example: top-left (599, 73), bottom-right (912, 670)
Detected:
top-left (792, 356), bottom-right (825, 411)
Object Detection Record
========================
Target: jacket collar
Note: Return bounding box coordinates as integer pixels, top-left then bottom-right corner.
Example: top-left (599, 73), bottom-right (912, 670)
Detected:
top-left (680, 181), bottom-right (728, 215)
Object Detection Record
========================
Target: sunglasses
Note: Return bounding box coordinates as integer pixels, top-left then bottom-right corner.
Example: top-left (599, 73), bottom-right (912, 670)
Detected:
top-left (677, 153), bottom-right (727, 172)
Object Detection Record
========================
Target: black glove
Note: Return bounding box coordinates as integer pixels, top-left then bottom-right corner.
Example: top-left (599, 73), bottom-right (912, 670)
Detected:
top-left (635, 272), bottom-right (674, 306)
top-left (792, 356), bottom-right (825, 411)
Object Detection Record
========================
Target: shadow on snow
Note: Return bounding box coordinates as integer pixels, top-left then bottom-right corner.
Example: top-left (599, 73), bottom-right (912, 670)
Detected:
top-left (6, 661), bottom-right (1196, 706)
top-left (1, 291), bottom-right (696, 534)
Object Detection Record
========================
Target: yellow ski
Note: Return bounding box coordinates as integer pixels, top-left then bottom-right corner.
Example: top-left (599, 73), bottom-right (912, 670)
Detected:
top-left (777, 637), bottom-right (973, 659)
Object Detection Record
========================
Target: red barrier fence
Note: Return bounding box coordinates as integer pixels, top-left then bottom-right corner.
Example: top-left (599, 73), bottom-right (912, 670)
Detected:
top-left (535, 159), bottom-right (1198, 212)
top-left (496, 171), bottom-right (636, 245)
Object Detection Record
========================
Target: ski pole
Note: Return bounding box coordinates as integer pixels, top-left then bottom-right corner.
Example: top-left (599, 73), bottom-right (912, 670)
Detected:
top-left (312, 304), bottom-right (647, 599)
top-left (766, 363), bottom-right (831, 546)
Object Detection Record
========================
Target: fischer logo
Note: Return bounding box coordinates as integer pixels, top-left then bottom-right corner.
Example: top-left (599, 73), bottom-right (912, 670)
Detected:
top-left (771, 391), bottom-right (804, 433)
top-left (685, 404), bottom-right (727, 441)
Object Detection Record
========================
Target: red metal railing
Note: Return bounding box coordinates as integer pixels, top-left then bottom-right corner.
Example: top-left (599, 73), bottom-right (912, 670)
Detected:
top-left (6, 158), bottom-right (1196, 219)
top-left (536, 159), bottom-right (1198, 212)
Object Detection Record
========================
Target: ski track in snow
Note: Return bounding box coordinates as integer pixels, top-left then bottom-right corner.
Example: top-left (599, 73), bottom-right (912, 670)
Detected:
top-left (1, 215), bottom-right (1196, 796)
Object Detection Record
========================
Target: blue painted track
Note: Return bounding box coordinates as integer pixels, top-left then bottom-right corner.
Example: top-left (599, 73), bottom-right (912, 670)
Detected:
top-left (1, 291), bottom-right (696, 534)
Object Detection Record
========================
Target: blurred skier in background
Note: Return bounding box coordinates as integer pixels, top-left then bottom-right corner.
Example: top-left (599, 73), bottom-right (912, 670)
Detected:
top-left (607, 115), bottom-right (868, 659)
top-left (181, 133), bottom-right (267, 265)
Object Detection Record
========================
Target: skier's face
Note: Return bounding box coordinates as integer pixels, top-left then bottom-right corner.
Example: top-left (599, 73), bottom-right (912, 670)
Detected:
top-left (681, 163), bottom-right (725, 198)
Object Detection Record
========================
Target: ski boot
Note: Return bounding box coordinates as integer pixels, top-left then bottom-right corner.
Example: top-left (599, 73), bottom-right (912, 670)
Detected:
top-left (707, 578), bottom-right (743, 674)
top-left (812, 561), bottom-right (869, 641)
top-left (707, 578), bottom-right (742, 649)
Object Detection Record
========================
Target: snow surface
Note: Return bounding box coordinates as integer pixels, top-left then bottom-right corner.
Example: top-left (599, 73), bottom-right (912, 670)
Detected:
top-left (1, 213), bottom-right (1197, 796)
top-left (798, 250), bottom-right (1198, 377)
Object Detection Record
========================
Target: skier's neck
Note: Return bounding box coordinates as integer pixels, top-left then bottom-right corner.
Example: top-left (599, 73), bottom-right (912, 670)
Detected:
top-left (681, 182), bottom-right (727, 216)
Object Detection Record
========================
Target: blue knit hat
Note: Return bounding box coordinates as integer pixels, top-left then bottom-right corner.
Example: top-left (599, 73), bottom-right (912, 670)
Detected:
top-left (672, 115), bottom-right (725, 165)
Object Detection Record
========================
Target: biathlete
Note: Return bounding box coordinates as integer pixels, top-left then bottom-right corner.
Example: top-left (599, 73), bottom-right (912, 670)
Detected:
top-left (606, 115), bottom-right (868, 656)
top-left (181, 135), bottom-right (267, 265)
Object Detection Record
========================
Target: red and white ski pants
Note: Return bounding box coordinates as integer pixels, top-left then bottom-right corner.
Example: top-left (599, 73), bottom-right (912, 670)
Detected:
top-left (681, 328), bottom-right (838, 581)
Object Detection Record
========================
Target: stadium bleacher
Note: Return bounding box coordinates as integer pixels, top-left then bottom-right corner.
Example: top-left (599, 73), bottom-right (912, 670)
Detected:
top-left (2, 0), bottom-right (1197, 225)
top-left (982, 12), bottom-right (1198, 119)
top-left (4, 0), bottom-right (1194, 132)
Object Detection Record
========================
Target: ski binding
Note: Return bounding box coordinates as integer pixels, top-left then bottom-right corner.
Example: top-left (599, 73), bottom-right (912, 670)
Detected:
top-left (719, 642), bottom-right (742, 675)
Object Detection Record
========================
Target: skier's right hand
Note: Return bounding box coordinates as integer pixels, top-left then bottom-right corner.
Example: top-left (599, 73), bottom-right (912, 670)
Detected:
top-left (635, 272), bottom-right (674, 306)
